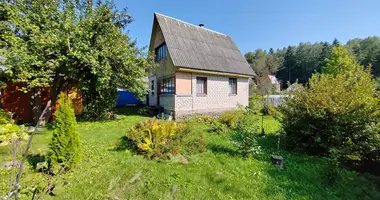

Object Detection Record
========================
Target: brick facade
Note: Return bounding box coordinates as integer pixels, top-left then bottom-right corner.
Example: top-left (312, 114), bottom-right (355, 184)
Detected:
top-left (174, 73), bottom-right (249, 119)
top-left (153, 73), bottom-right (249, 119)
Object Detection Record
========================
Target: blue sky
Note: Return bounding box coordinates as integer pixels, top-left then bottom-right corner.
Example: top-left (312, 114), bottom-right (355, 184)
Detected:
top-left (114, 0), bottom-right (380, 54)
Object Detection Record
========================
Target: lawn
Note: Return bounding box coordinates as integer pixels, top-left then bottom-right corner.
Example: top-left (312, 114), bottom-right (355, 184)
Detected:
top-left (1, 107), bottom-right (379, 199)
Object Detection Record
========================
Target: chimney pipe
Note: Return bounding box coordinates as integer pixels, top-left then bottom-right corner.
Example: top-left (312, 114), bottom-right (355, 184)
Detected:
top-left (199, 24), bottom-right (204, 28)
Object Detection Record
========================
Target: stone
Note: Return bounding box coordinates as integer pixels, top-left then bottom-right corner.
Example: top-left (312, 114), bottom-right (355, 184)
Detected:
top-left (111, 114), bottom-right (120, 120)
top-left (170, 154), bottom-right (189, 165)
top-left (271, 155), bottom-right (284, 169)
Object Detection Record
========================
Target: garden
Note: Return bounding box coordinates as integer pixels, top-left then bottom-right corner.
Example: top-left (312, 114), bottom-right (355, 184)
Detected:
top-left (1, 101), bottom-right (379, 199)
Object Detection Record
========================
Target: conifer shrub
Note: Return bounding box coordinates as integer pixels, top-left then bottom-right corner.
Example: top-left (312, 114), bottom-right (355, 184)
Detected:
top-left (280, 47), bottom-right (380, 159)
top-left (47, 95), bottom-right (81, 170)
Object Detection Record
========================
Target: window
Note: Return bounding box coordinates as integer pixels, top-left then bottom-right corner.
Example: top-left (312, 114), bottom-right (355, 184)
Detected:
top-left (155, 43), bottom-right (167, 62)
top-left (161, 77), bottom-right (175, 94)
top-left (196, 77), bottom-right (207, 95)
top-left (151, 80), bottom-right (154, 95)
top-left (229, 78), bottom-right (237, 95)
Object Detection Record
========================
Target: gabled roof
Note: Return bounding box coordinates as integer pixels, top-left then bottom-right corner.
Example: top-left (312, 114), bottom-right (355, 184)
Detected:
top-left (153, 13), bottom-right (256, 76)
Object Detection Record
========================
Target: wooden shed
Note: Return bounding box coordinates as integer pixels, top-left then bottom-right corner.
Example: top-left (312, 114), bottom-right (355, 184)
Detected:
top-left (1, 82), bottom-right (83, 123)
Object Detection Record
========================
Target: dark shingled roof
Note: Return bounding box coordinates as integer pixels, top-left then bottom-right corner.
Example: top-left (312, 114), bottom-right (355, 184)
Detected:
top-left (154, 13), bottom-right (256, 76)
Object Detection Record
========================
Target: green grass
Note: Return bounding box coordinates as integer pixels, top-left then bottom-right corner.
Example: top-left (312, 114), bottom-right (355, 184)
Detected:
top-left (1, 108), bottom-right (379, 199)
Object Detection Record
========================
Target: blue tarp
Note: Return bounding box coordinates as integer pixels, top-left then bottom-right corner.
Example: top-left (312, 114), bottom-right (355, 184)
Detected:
top-left (116, 90), bottom-right (143, 106)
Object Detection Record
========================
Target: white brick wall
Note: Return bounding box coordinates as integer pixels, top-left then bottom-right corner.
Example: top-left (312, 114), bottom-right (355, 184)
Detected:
top-left (175, 73), bottom-right (249, 116)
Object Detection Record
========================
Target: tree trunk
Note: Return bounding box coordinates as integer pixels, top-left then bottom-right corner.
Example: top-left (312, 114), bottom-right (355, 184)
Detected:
top-left (46, 74), bottom-right (63, 122)
top-left (30, 87), bottom-right (42, 126)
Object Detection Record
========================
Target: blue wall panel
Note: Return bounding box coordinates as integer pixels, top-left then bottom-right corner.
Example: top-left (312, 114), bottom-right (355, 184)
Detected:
top-left (116, 90), bottom-right (143, 106)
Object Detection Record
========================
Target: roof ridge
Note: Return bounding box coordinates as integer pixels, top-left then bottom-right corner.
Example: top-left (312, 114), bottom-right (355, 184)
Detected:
top-left (154, 12), bottom-right (227, 36)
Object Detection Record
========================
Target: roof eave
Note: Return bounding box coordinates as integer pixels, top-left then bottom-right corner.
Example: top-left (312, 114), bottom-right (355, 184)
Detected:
top-left (177, 67), bottom-right (255, 78)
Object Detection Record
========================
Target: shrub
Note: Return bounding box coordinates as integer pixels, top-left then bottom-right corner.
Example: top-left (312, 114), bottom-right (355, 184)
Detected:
top-left (208, 120), bottom-right (228, 135)
top-left (280, 47), bottom-right (380, 159)
top-left (249, 95), bottom-right (263, 114)
top-left (127, 118), bottom-right (207, 159)
top-left (218, 109), bottom-right (245, 129)
top-left (179, 123), bottom-right (206, 155)
top-left (128, 118), bottom-right (191, 159)
top-left (0, 109), bottom-right (27, 145)
top-left (137, 106), bottom-right (150, 115)
top-left (231, 113), bottom-right (261, 157)
top-left (47, 95), bottom-right (81, 170)
top-left (191, 115), bottom-right (214, 124)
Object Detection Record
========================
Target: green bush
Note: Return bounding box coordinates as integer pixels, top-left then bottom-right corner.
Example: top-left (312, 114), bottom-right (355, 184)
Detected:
top-left (280, 47), bottom-right (380, 159)
top-left (191, 115), bottom-right (214, 124)
top-left (249, 95), bottom-right (263, 114)
top-left (231, 112), bottom-right (261, 157)
top-left (137, 106), bottom-right (150, 115)
top-left (128, 118), bottom-right (205, 159)
top-left (208, 120), bottom-right (228, 135)
top-left (0, 109), bottom-right (27, 145)
top-left (179, 122), bottom-right (206, 155)
top-left (218, 109), bottom-right (245, 129)
top-left (47, 96), bottom-right (81, 170)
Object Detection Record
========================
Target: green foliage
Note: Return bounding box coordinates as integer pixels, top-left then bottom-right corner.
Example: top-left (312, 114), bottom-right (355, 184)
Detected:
top-left (249, 95), bottom-right (263, 114)
top-left (128, 118), bottom-right (205, 159)
top-left (260, 104), bottom-right (281, 119)
top-left (375, 77), bottom-right (380, 90)
top-left (0, 109), bottom-right (12, 124)
top-left (231, 112), bottom-right (261, 157)
top-left (190, 115), bottom-right (214, 124)
top-left (179, 122), bottom-right (206, 155)
top-left (47, 96), bottom-right (81, 170)
top-left (0, 109), bottom-right (27, 145)
top-left (269, 37), bottom-right (380, 88)
top-left (137, 106), bottom-right (150, 115)
top-left (1, 108), bottom-right (380, 199)
top-left (245, 49), bottom-right (281, 94)
top-left (280, 47), bottom-right (380, 159)
top-left (218, 109), bottom-right (245, 129)
top-left (208, 120), bottom-right (228, 135)
top-left (323, 46), bottom-right (358, 75)
top-left (0, 0), bottom-right (156, 120)
top-left (346, 36), bottom-right (380, 76)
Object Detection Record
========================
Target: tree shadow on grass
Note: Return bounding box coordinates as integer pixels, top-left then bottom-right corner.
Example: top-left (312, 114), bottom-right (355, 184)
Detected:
top-left (27, 153), bottom-right (46, 171)
top-left (207, 143), bottom-right (238, 157)
top-left (205, 171), bottom-right (251, 198)
top-left (109, 136), bottom-right (139, 154)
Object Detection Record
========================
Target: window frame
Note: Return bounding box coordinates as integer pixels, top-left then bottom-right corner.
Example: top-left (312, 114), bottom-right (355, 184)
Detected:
top-left (151, 80), bottom-right (155, 95)
top-left (155, 43), bottom-right (167, 62)
top-left (160, 77), bottom-right (175, 95)
top-left (196, 77), bottom-right (207, 96)
top-left (229, 78), bottom-right (237, 95)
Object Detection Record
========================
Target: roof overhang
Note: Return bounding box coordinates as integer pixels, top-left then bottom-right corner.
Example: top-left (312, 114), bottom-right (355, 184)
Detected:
top-left (177, 67), bottom-right (253, 78)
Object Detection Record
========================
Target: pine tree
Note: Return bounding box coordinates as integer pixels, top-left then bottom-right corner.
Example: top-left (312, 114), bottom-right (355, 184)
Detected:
top-left (47, 95), bottom-right (81, 170)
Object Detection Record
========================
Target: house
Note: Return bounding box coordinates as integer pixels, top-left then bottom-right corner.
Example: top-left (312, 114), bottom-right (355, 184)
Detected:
top-left (148, 13), bottom-right (256, 119)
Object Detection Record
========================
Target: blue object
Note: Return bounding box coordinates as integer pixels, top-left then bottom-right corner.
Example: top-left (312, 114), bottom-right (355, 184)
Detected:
top-left (116, 89), bottom-right (143, 106)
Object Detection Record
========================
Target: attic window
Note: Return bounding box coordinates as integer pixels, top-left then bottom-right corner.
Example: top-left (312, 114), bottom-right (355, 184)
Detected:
top-left (155, 43), bottom-right (167, 62)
